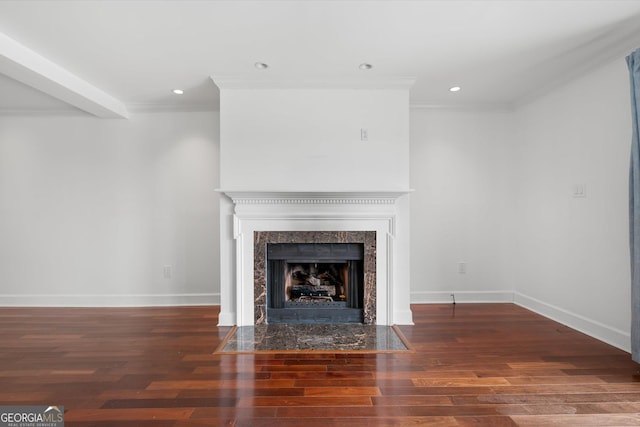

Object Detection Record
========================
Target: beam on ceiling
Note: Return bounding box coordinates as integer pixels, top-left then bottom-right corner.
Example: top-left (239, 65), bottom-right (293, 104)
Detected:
top-left (0, 32), bottom-right (129, 118)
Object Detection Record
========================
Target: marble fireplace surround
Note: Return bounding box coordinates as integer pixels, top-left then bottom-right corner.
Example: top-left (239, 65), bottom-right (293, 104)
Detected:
top-left (220, 191), bottom-right (412, 326)
top-left (254, 230), bottom-right (376, 325)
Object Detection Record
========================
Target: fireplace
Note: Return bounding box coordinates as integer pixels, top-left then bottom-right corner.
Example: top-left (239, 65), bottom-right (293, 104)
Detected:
top-left (217, 191), bottom-right (413, 327)
top-left (266, 243), bottom-right (364, 323)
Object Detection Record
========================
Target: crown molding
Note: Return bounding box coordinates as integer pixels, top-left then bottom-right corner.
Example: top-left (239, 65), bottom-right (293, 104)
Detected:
top-left (210, 75), bottom-right (415, 91)
top-left (0, 107), bottom-right (88, 117)
top-left (410, 102), bottom-right (515, 113)
top-left (126, 102), bottom-right (219, 113)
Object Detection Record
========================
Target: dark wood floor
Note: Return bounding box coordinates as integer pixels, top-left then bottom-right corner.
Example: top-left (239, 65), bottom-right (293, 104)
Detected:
top-left (1, 304), bottom-right (639, 426)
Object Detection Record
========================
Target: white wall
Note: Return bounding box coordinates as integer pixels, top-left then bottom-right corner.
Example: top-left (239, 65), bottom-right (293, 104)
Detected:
top-left (0, 112), bottom-right (220, 306)
top-left (0, 59), bottom-right (632, 350)
top-left (410, 109), bottom-right (515, 303)
top-left (409, 57), bottom-right (632, 351)
top-left (512, 59), bottom-right (632, 350)
top-left (219, 88), bottom-right (410, 191)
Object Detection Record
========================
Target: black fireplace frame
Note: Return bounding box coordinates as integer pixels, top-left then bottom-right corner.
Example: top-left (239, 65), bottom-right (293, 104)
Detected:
top-left (266, 243), bottom-right (364, 324)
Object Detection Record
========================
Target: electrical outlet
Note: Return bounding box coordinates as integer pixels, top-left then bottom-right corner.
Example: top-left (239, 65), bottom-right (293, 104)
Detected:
top-left (163, 265), bottom-right (172, 279)
top-left (360, 128), bottom-right (368, 141)
top-left (457, 262), bottom-right (467, 274)
top-left (573, 184), bottom-right (587, 198)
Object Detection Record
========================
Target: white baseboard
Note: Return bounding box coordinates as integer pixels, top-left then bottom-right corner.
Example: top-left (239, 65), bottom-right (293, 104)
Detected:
top-left (513, 292), bottom-right (630, 353)
top-left (411, 290), bottom-right (514, 304)
top-left (410, 290), bottom-right (630, 352)
top-left (0, 293), bottom-right (220, 307)
top-left (217, 311), bottom-right (237, 327)
top-left (1, 291), bottom-right (630, 352)
top-left (393, 309), bottom-right (415, 325)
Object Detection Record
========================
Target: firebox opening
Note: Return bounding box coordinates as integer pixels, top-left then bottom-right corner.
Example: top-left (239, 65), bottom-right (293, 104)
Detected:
top-left (267, 243), bottom-right (364, 324)
top-left (286, 262), bottom-right (347, 303)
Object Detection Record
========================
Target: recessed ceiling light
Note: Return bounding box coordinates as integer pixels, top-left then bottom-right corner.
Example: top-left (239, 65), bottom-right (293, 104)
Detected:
top-left (255, 62), bottom-right (268, 69)
top-left (359, 63), bottom-right (373, 70)
top-left (449, 86), bottom-right (461, 92)
top-left (172, 89), bottom-right (184, 95)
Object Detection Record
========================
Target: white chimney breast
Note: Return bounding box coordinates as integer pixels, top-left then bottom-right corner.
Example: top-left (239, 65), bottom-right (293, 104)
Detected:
top-left (213, 77), bottom-right (414, 326)
top-left (213, 78), bottom-right (413, 192)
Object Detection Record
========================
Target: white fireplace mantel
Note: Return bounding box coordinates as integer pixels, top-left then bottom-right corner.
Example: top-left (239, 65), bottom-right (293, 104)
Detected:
top-left (219, 190), bottom-right (412, 205)
top-left (217, 189), bottom-right (414, 327)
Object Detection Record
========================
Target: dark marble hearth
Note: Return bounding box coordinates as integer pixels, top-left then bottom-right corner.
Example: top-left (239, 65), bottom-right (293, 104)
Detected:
top-left (217, 324), bottom-right (410, 353)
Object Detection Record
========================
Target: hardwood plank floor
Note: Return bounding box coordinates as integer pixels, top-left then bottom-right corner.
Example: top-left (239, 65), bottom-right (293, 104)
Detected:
top-left (0, 303), bottom-right (639, 426)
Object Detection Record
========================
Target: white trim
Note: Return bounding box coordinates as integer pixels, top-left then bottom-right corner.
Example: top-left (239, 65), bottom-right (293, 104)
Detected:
top-left (211, 75), bottom-right (416, 91)
top-left (514, 292), bottom-right (630, 353)
top-left (126, 102), bottom-right (219, 113)
top-left (410, 103), bottom-right (514, 113)
top-left (0, 32), bottom-right (129, 119)
top-left (411, 290), bottom-right (515, 304)
top-left (218, 190), bottom-right (412, 206)
top-left (219, 191), bottom-right (412, 326)
top-left (393, 310), bottom-right (415, 325)
top-left (0, 107), bottom-right (86, 116)
top-left (0, 104), bottom-right (219, 116)
top-left (410, 290), bottom-right (630, 352)
top-left (217, 311), bottom-right (236, 326)
top-left (2, 291), bottom-right (630, 351)
top-left (0, 293), bottom-right (219, 307)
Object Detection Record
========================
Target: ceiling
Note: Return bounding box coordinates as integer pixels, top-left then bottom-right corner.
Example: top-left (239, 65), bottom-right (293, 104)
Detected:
top-left (2, 0), bottom-right (640, 117)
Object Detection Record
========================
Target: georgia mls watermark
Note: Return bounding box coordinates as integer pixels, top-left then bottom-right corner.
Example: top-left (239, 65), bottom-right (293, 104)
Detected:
top-left (0, 406), bottom-right (64, 427)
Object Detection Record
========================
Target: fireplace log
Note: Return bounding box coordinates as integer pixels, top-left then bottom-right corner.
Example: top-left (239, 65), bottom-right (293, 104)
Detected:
top-left (290, 284), bottom-right (336, 299)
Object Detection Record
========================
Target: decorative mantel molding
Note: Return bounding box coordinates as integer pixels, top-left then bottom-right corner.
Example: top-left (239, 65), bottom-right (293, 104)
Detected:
top-left (217, 189), bottom-right (414, 327)
top-left (218, 190), bottom-right (413, 206)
